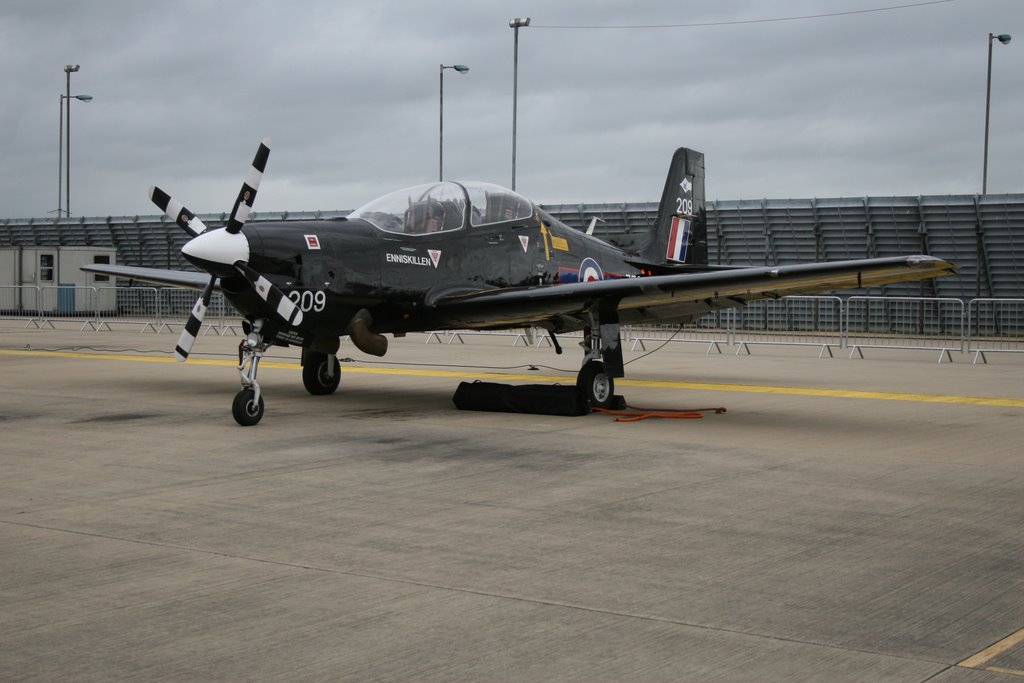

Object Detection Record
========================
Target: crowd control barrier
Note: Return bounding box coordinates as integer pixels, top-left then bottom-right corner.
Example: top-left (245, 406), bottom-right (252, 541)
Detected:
top-left (3, 287), bottom-right (1023, 364)
top-left (966, 298), bottom-right (1024, 364)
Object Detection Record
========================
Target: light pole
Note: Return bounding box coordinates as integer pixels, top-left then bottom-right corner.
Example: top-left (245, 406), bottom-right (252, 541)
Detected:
top-left (509, 17), bottom-right (530, 191)
top-left (439, 63), bottom-right (469, 181)
top-left (61, 64), bottom-right (92, 217)
top-left (57, 91), bottom-right (93, 217)
top-left (983, 33), bottom-right (1011, 194)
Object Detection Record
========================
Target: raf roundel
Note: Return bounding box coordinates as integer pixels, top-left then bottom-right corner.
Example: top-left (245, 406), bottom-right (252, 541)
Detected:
top-left (580, 257), bottom-right (604, 282)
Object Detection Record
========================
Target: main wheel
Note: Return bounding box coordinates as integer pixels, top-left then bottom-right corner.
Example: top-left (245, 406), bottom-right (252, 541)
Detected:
top-left (577, 360), bottom-right (615, 409)
top-left (302, 352), bottom-right (341, 395)
top-left (232, 388), bottom-right (264, 426)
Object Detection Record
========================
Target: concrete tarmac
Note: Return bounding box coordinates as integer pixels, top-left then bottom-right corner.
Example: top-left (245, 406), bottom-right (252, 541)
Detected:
top-left (2, 320), bottom-right (1024, 681)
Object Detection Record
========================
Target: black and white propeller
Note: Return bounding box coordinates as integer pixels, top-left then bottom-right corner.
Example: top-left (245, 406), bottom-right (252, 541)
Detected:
top-left (151, 138), bottom-right (303, 361)
top-left (150, 186), bottom-right (210, 238)
top-left (174, 276), bottom-right (214, 362)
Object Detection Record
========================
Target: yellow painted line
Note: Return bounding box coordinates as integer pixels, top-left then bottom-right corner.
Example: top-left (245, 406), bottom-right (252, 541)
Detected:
top-left (0, 348), bottom-right (230, 367)
top-left (344, 366), bottom-right (551, 382)
top-left (959, 627), bottom-right (1024, 670)
top-left (3, 347), bottom-right (1024, 408)
top-left (614, 378), bottom-right (1024, 409)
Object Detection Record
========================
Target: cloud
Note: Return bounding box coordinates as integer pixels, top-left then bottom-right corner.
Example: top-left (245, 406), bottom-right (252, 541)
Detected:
top-left (1, 0), bottom-right (1021, 220)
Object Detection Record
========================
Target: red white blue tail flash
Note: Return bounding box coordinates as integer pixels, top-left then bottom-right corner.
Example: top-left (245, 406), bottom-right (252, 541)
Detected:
top-left (665, 216), bottom-right (692, 263)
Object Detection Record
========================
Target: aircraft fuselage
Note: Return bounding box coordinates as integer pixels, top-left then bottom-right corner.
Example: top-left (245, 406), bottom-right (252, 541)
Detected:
top-left (231, 207), bottom-right (640, 347)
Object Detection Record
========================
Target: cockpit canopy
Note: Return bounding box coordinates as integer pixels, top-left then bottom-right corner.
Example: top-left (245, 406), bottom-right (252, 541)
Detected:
top-left (348, 181), bottom-right (535, 235)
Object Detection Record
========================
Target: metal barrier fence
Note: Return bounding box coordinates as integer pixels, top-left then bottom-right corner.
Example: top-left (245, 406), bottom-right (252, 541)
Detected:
top-left (2, 286), bottom-right (1022, 361)
top-left (150, 288), bottom-right (242, 335)
top-left (732, 296), bottom-right (844, 357)
top-left (0, 285), bottom-right (243, 334)
top-left (844, 296), bottom-right (965, 362)
top-left (626, 298), bottom-right (844, 356)
top-left (35, 286), bottom-right (102, 330)
top-left (426, 329), bottom-right (557, 346)
top-left (96, 286), bottom-right (158, 331)
top-left (1, 285), bottom-right (40, 318)
top-left (627, 311), bottom-right (730, 354)
top-left (966, 298), bottom-right (1024, 363)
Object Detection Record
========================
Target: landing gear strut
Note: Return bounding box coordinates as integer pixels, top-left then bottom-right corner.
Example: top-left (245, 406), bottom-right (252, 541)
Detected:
top-left (575, 316), bottom-right (623, 409)
top-left (233, 319), bottom-right (270, 426)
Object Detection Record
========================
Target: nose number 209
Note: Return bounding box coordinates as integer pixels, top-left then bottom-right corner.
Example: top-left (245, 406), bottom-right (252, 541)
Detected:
top-left (287, 289), bottom-right (326, 313)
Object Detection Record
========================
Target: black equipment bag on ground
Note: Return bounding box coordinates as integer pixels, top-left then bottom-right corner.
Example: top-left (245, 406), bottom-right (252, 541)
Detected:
top-left (452, 381), bottom-right (590, 416)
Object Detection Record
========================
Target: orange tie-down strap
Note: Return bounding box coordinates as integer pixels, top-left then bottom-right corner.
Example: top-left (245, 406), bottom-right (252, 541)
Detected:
top-left (591, 404), bottom-right (727, 422)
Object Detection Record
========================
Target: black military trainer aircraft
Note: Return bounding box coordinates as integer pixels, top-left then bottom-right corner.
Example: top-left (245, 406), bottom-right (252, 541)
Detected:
top-left (84, 139), bottom-right (955, 425)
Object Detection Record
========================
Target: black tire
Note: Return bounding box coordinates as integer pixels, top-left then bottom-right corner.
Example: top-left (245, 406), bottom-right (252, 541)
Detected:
top-left (577, 360), bottom-right (615, 409)
top-left (302, 352), bottom-right (341, 395)
top-left (232, 388), bottom-right (264, 426)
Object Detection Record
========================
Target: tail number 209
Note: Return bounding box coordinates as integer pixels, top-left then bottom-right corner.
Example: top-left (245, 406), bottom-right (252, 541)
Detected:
top-left (287, 289), bottom-right (326, 313)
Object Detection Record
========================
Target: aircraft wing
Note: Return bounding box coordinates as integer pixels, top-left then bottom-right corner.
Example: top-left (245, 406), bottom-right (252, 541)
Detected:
top-left (427, 255), bottom-right (956, 329)
top-left (81, 264), bottom-right (214, 291)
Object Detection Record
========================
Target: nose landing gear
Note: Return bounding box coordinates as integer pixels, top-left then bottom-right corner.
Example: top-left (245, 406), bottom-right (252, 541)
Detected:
top-left (232, 319), bottom-right (270, 426)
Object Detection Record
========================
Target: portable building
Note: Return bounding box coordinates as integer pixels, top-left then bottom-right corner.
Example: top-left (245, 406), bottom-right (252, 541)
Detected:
top-left (0, 246), bottom-right (117, 314)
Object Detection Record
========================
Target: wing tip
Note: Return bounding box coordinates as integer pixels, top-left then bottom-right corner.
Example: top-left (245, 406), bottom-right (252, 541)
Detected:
top-left (907, 255), bottom-right (957, 271)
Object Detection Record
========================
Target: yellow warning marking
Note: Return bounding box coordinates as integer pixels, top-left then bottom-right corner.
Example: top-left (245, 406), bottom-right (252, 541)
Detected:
top-left (539, 223), bottom-right (551, 261)
top-left (550, 235), bottom-right (569, 252)
top-left (3, 347), bottom-right (1024, 408)
top-left (959, 627), bottom-right (1024, 674)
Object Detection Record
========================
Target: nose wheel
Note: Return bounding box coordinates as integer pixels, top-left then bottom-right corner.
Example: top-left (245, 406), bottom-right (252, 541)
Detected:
top-left (233, 319), bottom-right (270, 426)
top-left (232, 388), bottom-right (265, 426)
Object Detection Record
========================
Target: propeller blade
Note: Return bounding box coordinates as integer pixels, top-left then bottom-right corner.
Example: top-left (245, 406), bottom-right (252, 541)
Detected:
top-left (149, 186), bottom-right (209, 238)
top-left (174, 277), bottom-right (216, 362)
top-left (234, 262), bottom-right (303, 327)
top-left (226, 138), bottom-right (271, 234)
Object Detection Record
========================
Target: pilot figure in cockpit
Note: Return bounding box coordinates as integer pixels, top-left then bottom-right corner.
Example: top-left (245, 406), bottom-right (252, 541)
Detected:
top-left (406, 199), bottom-right (444, 234)
top-left (484, 192), bottom-right (521, 224)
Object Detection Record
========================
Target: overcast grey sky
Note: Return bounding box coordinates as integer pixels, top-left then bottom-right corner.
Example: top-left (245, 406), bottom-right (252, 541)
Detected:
top-left (1, 0), bottom-right (1021, 219)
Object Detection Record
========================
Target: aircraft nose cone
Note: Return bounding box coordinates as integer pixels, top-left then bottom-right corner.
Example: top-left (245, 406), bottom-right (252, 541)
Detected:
top-left (181, 228), bottom-right (250, 274)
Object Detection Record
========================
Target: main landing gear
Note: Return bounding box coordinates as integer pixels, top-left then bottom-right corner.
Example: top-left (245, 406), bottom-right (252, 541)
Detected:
top-left (577, 359), bottom-right (614, 408)
top-left (574, 317), bottom-right (623, 410)
top-left (302, 349), bottom-right (341, 396)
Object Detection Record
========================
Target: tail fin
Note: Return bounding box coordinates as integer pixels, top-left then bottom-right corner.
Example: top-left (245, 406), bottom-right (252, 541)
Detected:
top-left (635, 147), bottom-right (707, 267)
